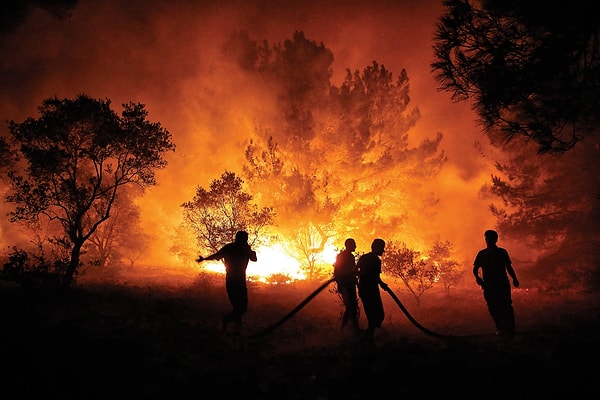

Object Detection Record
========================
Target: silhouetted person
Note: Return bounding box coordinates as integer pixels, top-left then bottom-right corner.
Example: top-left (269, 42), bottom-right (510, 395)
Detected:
top-left (473, 229), bottom-right (520, 336)
top-left (357, 238), bottom-right (388, 344)
top-left (333, 238), bottom-right (360, 331)
top-left (196, 230), bottom-right (257, 334)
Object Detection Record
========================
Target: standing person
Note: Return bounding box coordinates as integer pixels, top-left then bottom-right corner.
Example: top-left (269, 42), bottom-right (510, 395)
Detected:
top-left (357, 238), bottom-right (388, 344)
top-left (333, 238), bottom-right (360, 331)
top-left (473, 229), bottom-right (520, 336)
top-left (196, 230), bottom-right (257, 334)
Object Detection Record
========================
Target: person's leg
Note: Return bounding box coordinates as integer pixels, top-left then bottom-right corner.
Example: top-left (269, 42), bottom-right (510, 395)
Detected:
top-left (231, 312), bottom-right (242, 334)
top-left (221, 312), bottom-right (233, 332)
top-left (229, 282), bottom-right (248, 334)
top-left (484, 287), bottom-right (504, 333)
top-left (340, 287), bottom-right (356, 329)
top-left (500, 302), bottom-right (515, 334)
top-left (224, 280), bottom-right (245, 332)
top-left (507, 305), bottom-right (515, 333)
top-left (348, 289), bottom-right (360, 329)
top-left (362, 324), bottom-right (375, 345)
top-left (492, 286), bottom-right (515, 335)
top-left (341, 310), bottom-right (349, 327)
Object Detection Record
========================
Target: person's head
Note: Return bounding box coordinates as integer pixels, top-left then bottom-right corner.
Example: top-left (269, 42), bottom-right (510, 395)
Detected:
top-left (235, 230), bottom-right (249, 243)
top-left (344, 238), bottom-right (357, 252)
top-left (371, 238), bottom-right (385, 255)
top-left (484, 230), bottom-right (498, 245)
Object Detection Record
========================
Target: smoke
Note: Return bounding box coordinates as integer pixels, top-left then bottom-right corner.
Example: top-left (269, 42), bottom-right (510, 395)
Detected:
top-left (0, 0), bottom-right (499, 271)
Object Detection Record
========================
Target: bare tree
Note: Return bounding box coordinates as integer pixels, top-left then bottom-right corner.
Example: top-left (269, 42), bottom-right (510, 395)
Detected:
top-left (285, 222), bottom-right (334, 281)
top-left (119, 230), bottom-right (152, 268)
top-left (428, 240), bottom-right (462, 296)
top-left (181, 170), bottom-right (275, 254)
top-left (383, 241), bottom-right (438, 306)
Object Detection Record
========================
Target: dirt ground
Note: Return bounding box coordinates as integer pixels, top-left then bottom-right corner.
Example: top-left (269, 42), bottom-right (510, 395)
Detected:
top-left (1, 269), bottom-right (598, 399)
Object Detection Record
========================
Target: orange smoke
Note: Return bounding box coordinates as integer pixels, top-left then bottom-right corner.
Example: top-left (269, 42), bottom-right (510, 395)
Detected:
top-left (0, 0), bottom-right (506, 282)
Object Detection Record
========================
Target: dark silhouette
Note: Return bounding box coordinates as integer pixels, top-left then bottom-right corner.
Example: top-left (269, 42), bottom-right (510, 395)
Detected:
top-left (357, 238), bottom-right (388, 343)
top-left (197, 230), bottom-right (257, 333)
top-left (333, 238), bottom-right (360, 331)
top-left (473, 229), bottom-right (520, 336)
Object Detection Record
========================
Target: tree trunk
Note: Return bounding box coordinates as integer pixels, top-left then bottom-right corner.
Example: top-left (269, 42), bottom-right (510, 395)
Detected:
top-left (65, 243), bottom-right (83, 286)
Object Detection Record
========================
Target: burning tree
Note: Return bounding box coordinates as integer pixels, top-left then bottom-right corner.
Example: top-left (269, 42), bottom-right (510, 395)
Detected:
top-left (233, 31), bottom-right (447, 254)
top-left (181, 170), bottom-right (275, 254)
top-left (244, 136), bottom-right (340, 277)
top-left (3, 94), bottom-right (175, 286)
top-left (286, 222), bottom-right (334, 281)
top-left (427, 240), bottom-right (462, 296)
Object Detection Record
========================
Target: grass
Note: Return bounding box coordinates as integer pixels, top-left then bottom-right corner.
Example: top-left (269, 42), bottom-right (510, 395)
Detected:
top-left (0, 267), bottom-right (598, 399)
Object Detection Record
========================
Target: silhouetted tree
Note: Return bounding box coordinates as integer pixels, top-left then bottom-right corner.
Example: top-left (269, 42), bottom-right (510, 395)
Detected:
top-left (169, 224), bottom-right (198, 267)
top-left (383, 241), bottom-right (439, 306)
top-left (432, 0), bottom-right (600, 154)
top-left (119, 229), bottom-right (151, 268)
top-left (0, 136), bottom-right (11, 171)
top-left (181, 170), bottom-right (275, 254)
top-left (4, 94), bottom-right (175, 285)
top-left (85, 187), bottom-right (145, 268)
top-left (85, 202), bottom-right (124, 268)
top-left (488, 138), bottom-right (599, 288)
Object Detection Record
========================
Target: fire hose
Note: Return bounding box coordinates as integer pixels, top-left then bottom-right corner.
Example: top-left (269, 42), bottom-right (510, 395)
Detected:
top-left (248, 277), bottom-right (336, 339)
top-left (381, 284), bottom-right (450, 339)
top-left (247, 278), bottom-right (451, 340)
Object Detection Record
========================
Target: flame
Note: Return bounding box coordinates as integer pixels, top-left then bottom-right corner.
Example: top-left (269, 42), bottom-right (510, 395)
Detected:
top-left (250, 244), bottom-right (304, 282)
top-left (320, 243), bottom-right (339, 265)
top-left (199, 242), bottom-right (340, 283)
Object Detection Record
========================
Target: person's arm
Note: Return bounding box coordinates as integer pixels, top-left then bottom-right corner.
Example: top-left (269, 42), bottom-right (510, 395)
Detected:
top-left (506, 263), bottom-right (519, 287)
top-left (377, 260), bottom-right (389, 290)
top-left (196, 249), bottom-right (224, 263)
top-left (249, 249), bottom-right (257, 262)
top-left (473, 264), bottom-right (484, 286)
top-left (503, 249), bottom-right (519, 287)
top-left (378, 278), bottom-right (389, 291)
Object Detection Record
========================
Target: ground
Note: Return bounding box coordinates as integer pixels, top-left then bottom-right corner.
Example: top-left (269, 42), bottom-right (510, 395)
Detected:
top-left (1, 267), bottom-right (598, 399)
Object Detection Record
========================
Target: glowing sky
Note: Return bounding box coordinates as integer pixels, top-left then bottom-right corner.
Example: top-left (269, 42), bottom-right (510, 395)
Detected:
top-left (0, 0), bottom-right (504, 270)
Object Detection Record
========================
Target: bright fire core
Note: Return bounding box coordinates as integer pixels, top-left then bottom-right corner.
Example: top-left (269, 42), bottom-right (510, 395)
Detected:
top-left (200, 243), bottom-right (339, 283)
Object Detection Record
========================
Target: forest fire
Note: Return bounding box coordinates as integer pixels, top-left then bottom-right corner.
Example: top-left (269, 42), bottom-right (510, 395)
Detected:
top-left (0, 0), bottom-right (597, 297)
top-left (0, 0), bottom-right (495, 283)
top-left (0, 2), bottom-right (597, 398)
